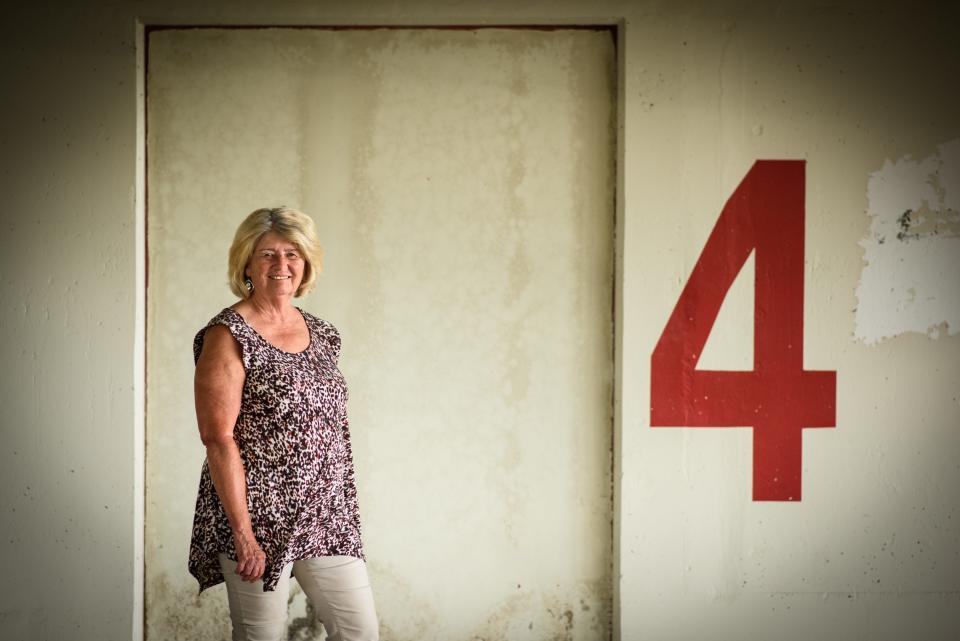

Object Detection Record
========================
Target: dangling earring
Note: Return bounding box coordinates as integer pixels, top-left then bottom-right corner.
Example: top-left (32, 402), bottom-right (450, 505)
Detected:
top-left (244, 277), bottom-right (254, 294)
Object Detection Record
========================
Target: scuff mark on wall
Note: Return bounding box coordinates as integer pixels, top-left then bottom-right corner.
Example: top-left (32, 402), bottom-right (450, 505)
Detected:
top-left (854, 139), bottom-right (960, 344)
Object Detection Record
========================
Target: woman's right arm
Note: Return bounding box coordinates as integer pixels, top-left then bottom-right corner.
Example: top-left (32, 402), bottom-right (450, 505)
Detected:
top-left (194, 324), bottom-right (265, 583)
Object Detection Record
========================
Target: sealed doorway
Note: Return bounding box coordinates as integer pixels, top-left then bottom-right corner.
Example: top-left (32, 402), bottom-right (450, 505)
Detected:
top-left (146, 27), bottom-right (615, 640)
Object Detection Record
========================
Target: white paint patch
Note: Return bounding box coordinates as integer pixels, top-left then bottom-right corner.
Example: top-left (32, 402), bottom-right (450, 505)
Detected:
top-left (854, 139), bottom-right (960, 344)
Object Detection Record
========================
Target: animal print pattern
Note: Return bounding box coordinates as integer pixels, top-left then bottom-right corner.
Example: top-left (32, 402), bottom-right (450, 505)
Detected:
top-left (188, 307), bottom-right (364, 592)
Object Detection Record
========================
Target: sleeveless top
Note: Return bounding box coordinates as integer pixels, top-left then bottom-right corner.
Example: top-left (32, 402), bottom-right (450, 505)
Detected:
top-left (188, 307), bottom-right (364, 592)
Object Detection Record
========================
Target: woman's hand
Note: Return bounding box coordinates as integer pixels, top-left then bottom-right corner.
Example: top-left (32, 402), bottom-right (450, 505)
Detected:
top-left (233, 528), bottom-right (266, 582)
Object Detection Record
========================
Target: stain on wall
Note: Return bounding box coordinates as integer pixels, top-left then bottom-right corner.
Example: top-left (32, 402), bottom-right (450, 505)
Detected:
top-left (855, 140), bottom-right (960, 344)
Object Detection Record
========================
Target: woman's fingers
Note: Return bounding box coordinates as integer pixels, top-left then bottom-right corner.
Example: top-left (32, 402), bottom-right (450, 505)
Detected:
top-left (231, 525), bottom-right (265, 582)
top-left (234, 543), bottom-right (266, 582)
top-left (235, 556), bottom-right (251, 580)
top-left (250, 545), bottom-right (265, 581)
top-left (238, 557), bottom-right (258, 581)
top-left (241, 553), bottom-right (264, 582)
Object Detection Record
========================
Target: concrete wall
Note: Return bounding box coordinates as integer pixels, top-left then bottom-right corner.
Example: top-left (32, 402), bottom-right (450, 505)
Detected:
top-left (624, 4), bottom-right (960, 639)
top-left (1, 1), bottom-right (958, 640)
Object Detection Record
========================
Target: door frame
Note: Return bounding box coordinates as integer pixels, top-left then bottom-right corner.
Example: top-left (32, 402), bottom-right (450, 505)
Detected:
top-left (134, 18), bottom-right (626, 641)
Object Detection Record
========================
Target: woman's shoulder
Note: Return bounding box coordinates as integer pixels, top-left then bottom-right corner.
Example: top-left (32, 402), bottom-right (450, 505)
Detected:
top-left (298, 309), bottom-right (342, 361)
top-left (199, 306), bottom-right (247, 334)
top-left (299, 308), bottom-right (334, 329)
top-left (193, 306), bottom-right (249, 363)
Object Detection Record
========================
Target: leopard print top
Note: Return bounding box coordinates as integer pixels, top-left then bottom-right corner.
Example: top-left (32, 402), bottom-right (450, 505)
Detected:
top-left (188, 307), bottom-right (364, 592)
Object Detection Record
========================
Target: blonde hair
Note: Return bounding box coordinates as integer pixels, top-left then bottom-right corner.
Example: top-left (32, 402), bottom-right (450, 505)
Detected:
top-left (227, 206), bottom-right (323, 298)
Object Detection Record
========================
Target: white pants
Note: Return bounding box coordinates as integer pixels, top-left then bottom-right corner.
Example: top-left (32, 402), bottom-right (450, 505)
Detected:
top-left (218, 553), bottom-right (379, 641)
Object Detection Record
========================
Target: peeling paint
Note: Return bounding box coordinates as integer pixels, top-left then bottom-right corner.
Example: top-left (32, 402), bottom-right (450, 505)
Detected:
top-left (854, 139), bottom-right (960, 344)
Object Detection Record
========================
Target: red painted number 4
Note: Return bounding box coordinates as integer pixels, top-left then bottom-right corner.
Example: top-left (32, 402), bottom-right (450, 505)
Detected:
top-left (650, 161), bottom-right (836, 501)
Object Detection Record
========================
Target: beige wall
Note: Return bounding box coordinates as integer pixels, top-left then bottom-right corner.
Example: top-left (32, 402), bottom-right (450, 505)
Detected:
top-left (1, 1), bottom-right (958, 640)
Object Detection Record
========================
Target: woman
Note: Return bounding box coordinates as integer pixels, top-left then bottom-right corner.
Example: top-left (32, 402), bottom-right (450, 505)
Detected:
top-left (188, 206), bottom-right (378, 641)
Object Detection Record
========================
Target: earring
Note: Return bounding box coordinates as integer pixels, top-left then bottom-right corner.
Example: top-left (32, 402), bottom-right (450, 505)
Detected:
top-left (244, 277), bottom-right (254, 294)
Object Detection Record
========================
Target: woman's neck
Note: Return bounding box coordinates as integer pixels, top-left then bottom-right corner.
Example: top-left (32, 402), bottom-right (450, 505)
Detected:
top-left (245, 295), bottom-right (297, 325)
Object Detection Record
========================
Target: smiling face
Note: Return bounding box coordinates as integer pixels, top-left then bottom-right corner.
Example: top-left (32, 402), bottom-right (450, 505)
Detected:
top-left (245, 231), bottom-right (305, 300)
